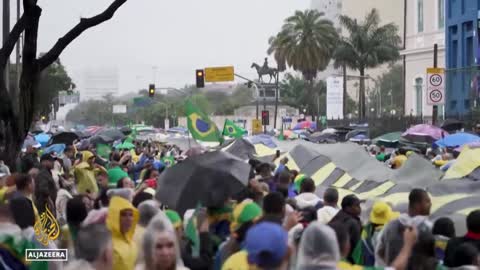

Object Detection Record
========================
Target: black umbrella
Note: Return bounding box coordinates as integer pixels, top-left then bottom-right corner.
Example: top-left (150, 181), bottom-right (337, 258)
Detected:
top-left (120, 126), bottom-right (132, 136)
top-left (156, 151), bottom-right (250, 215)
top-left (441, 119), bottom-right (464, 133)
top-left (345, 129), bottom-right (367, 141)
top-left (306, 132), bottom-right (338, 143)
top-left (89, 135), bottom-right (114, 145)
top-left (97, 129), bottom-right (125, 141)
top-left (47, 132), bottom-right (80, 146)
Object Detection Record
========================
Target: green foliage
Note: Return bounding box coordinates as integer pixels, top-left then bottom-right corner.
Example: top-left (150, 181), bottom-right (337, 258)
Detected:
top-left (268, 10), bottom-right (338, 81)
top-left (66, 84), bottom-right (254, 127)
top-left (368, 65), bottom-right (403, 115)
top-left (333, 9), bottom-right (401, 117)
top-left (280, 73), bottom-right (357, 118)
top-left (9, 59), bottom-right (74, 117)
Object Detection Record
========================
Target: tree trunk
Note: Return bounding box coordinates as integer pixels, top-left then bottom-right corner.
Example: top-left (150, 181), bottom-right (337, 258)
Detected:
top-left (343, 64), bottom-right (347, 117)
top-left (359, 67), bottom-right (366, 119)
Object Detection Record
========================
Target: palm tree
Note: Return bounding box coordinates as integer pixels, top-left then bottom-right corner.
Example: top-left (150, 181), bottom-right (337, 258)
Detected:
top-left (333, 8), bottom-right (401, 119)
top-left (268, 10), bottom-right (338, 82)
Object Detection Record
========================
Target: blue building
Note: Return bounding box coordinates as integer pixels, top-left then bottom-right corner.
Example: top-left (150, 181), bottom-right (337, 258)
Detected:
top-left (445, 0), bottom-right (480, 116)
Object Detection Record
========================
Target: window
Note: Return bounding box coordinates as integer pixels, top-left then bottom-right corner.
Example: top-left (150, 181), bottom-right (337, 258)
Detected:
top-left (417, 0), bottom-right (424, 32)
top-left (415, 78), bottom-right (423, 115)
top-left (438, 0), bottom-right (445, 29)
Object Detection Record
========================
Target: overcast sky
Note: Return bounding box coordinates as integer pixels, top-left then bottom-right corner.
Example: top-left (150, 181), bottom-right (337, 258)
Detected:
top-left (2, 0), bottom-right (310, 94)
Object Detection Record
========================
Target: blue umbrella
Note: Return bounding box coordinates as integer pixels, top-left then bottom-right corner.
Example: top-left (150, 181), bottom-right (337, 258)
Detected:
top-left (247, 134), bottom-right (277, 148)
top-left (22, 136), bottom-right (41, 150)
top-left (35, 133), bottom-right (50, 147)
top-left (43, 144), bottom-right (66, 155)
top-left (433, 132), bottom-right (480, 148)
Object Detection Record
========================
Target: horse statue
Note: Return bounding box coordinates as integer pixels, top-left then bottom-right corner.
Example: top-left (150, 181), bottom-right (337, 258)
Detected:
top-left (251, 63), bottom-right (278, 83)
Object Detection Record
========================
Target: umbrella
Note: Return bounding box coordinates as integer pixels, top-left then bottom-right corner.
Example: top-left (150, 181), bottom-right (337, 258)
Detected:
top-left (184, 146), bottom-right (206, 157)
top-left (373, 132), bottom-right (402, 148)
top-left (43, 144), bottom-right (66, 155)
top-left (293, 121), bottom-right (316, 130)
top-left (402, 124), bottom-right (448, 143)
top-left (97, 129), bottom-right (125, 141)
top-left (345, 129), bottom-right (367, 141)
top-left (89, 135), bottom-right (114, 145)
top-left (84, 126), bottom-right (104, 136)
top-left (156, 151), bottom-right (250, 215)
top-left (48, 132), bottom-right (80, 146)
top-left (115, 141), bottom-right (135, 150)
top-left (441, 119), bottom-right (464, 133)
top-left (434, 132), bottom-right (480, 149)
top-left (349, 134), bottom-right (370, 143)
top-left (22, 136), bottom-right (41, 150)
top-left (306, 132), bottom-right (338, 143)
top-left (34, 133), bottom-right (50, 147)
top-left (120, 126), bottom-right (132, 136)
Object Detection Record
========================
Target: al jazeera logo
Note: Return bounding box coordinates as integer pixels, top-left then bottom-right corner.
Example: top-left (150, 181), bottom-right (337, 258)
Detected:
top-left (26, 206), bottom-right (68, 261)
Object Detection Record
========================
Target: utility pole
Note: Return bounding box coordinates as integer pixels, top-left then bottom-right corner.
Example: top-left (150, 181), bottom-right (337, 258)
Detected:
top-left (3, 0), bottom-right (10, 90)
top-left (432, 44), bottom-right (438, 125)
top-left (273, 70), bottom-right (279, 129)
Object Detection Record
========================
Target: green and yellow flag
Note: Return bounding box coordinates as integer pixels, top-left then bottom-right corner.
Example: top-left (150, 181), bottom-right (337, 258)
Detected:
top-left (161, 156), bottom-right (176, 167)
top-left (185, 100), bottom-right (221, 143)
top-left (222, 119), bottom-right (247, 138)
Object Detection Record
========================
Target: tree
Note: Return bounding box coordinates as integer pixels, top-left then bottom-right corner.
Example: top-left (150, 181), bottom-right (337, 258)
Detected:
top-left (280, 73), bottom-right (357, 118)
top-left (268, 10), bottom-right (338, 80)
top-left (368, 64), bottom-right (403, 115)
top-left (333, 8), bottom-right (401, 119)
top-left (0, 0), bottom-right (128, 167)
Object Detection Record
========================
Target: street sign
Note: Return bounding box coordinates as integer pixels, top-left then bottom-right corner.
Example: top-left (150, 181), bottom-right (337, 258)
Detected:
top-left (426, 67), bottom-right (445, 105)
top-left (252, 119), bottom-right (262, 134)
top-left (204, 66), bottom-right (234, 82)
top-left (112, 104), bottom-right (127, 114)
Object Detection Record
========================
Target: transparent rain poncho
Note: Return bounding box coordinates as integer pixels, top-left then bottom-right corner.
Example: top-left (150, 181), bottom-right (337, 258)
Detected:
top-left (142, 211), bottom-right (186, 270)
top-left (296, 221), bottom-right (340, 270)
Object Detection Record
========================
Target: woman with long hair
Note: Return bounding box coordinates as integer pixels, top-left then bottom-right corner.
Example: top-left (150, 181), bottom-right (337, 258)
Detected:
top-left (137, 212), bottom-right (189, 270)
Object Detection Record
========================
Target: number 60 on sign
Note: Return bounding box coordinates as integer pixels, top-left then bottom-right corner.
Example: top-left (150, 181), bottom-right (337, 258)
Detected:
top-left (426, 68), bottom-right (445, 105)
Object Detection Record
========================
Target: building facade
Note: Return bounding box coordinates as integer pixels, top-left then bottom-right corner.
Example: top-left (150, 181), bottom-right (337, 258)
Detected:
top-left (311, 0), bottom-right (405, 115)
top-left (402, 0), bottom-right (446, 117)
top-left (445, 0), bottom-right (480, 116)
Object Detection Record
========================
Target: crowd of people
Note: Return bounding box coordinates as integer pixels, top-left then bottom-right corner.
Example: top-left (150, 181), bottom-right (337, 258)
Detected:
top-left (0, 136), bottom-right (480, 270)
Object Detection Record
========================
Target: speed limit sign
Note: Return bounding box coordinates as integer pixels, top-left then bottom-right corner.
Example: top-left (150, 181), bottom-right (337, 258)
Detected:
top-left (426, 68), bottom-right (445, 105)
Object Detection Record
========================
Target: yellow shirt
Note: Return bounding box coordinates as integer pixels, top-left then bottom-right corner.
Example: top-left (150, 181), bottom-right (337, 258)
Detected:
top-left (222, 250), bottom-right (249, 270)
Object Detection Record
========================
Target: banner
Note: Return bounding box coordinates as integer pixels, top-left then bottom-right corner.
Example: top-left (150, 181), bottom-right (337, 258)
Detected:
top-left (326, 76), bottom-right (344, 119)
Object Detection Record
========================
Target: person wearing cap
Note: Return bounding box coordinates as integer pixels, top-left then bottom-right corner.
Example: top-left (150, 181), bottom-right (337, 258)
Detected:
top-left (222, 222), bottom-right (290, 270)
top-left (329, 194), bottom-right (363, 263)
top-left (20, 142), bottom-right (40, 173)
top-left (351, 201), bottom-right (399, 266)
top-left (214, 200), bottom-right (262, 270)
top-left (34, 153), bottom-right (58, 216)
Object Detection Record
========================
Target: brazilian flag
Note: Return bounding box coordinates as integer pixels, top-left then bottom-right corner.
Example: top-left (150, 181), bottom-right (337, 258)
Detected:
top-left (185, 100), bottom-right (221, 143)
top-left (222, 119), bottom-right (247, 138)
top-left (161, 156), bottom-right (176, 167)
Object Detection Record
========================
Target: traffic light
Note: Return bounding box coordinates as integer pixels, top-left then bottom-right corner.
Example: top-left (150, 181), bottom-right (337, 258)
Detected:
top-left (196, 69), bottom-right (205, 88)
top-left (261, 110), bottom-right (269, 125)
top-left (148, 84), bottom-right (155, 98)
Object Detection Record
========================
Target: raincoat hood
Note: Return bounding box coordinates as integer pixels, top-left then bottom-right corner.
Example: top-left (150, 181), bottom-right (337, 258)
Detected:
top-left (295, 192), bottom-right (322, 209)
top-left (82, 151), bottom-right (95, 162)
top-left (107, 196), bottom-right (139, 242)
top-left (75, 151), bottom-right (95, 170)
